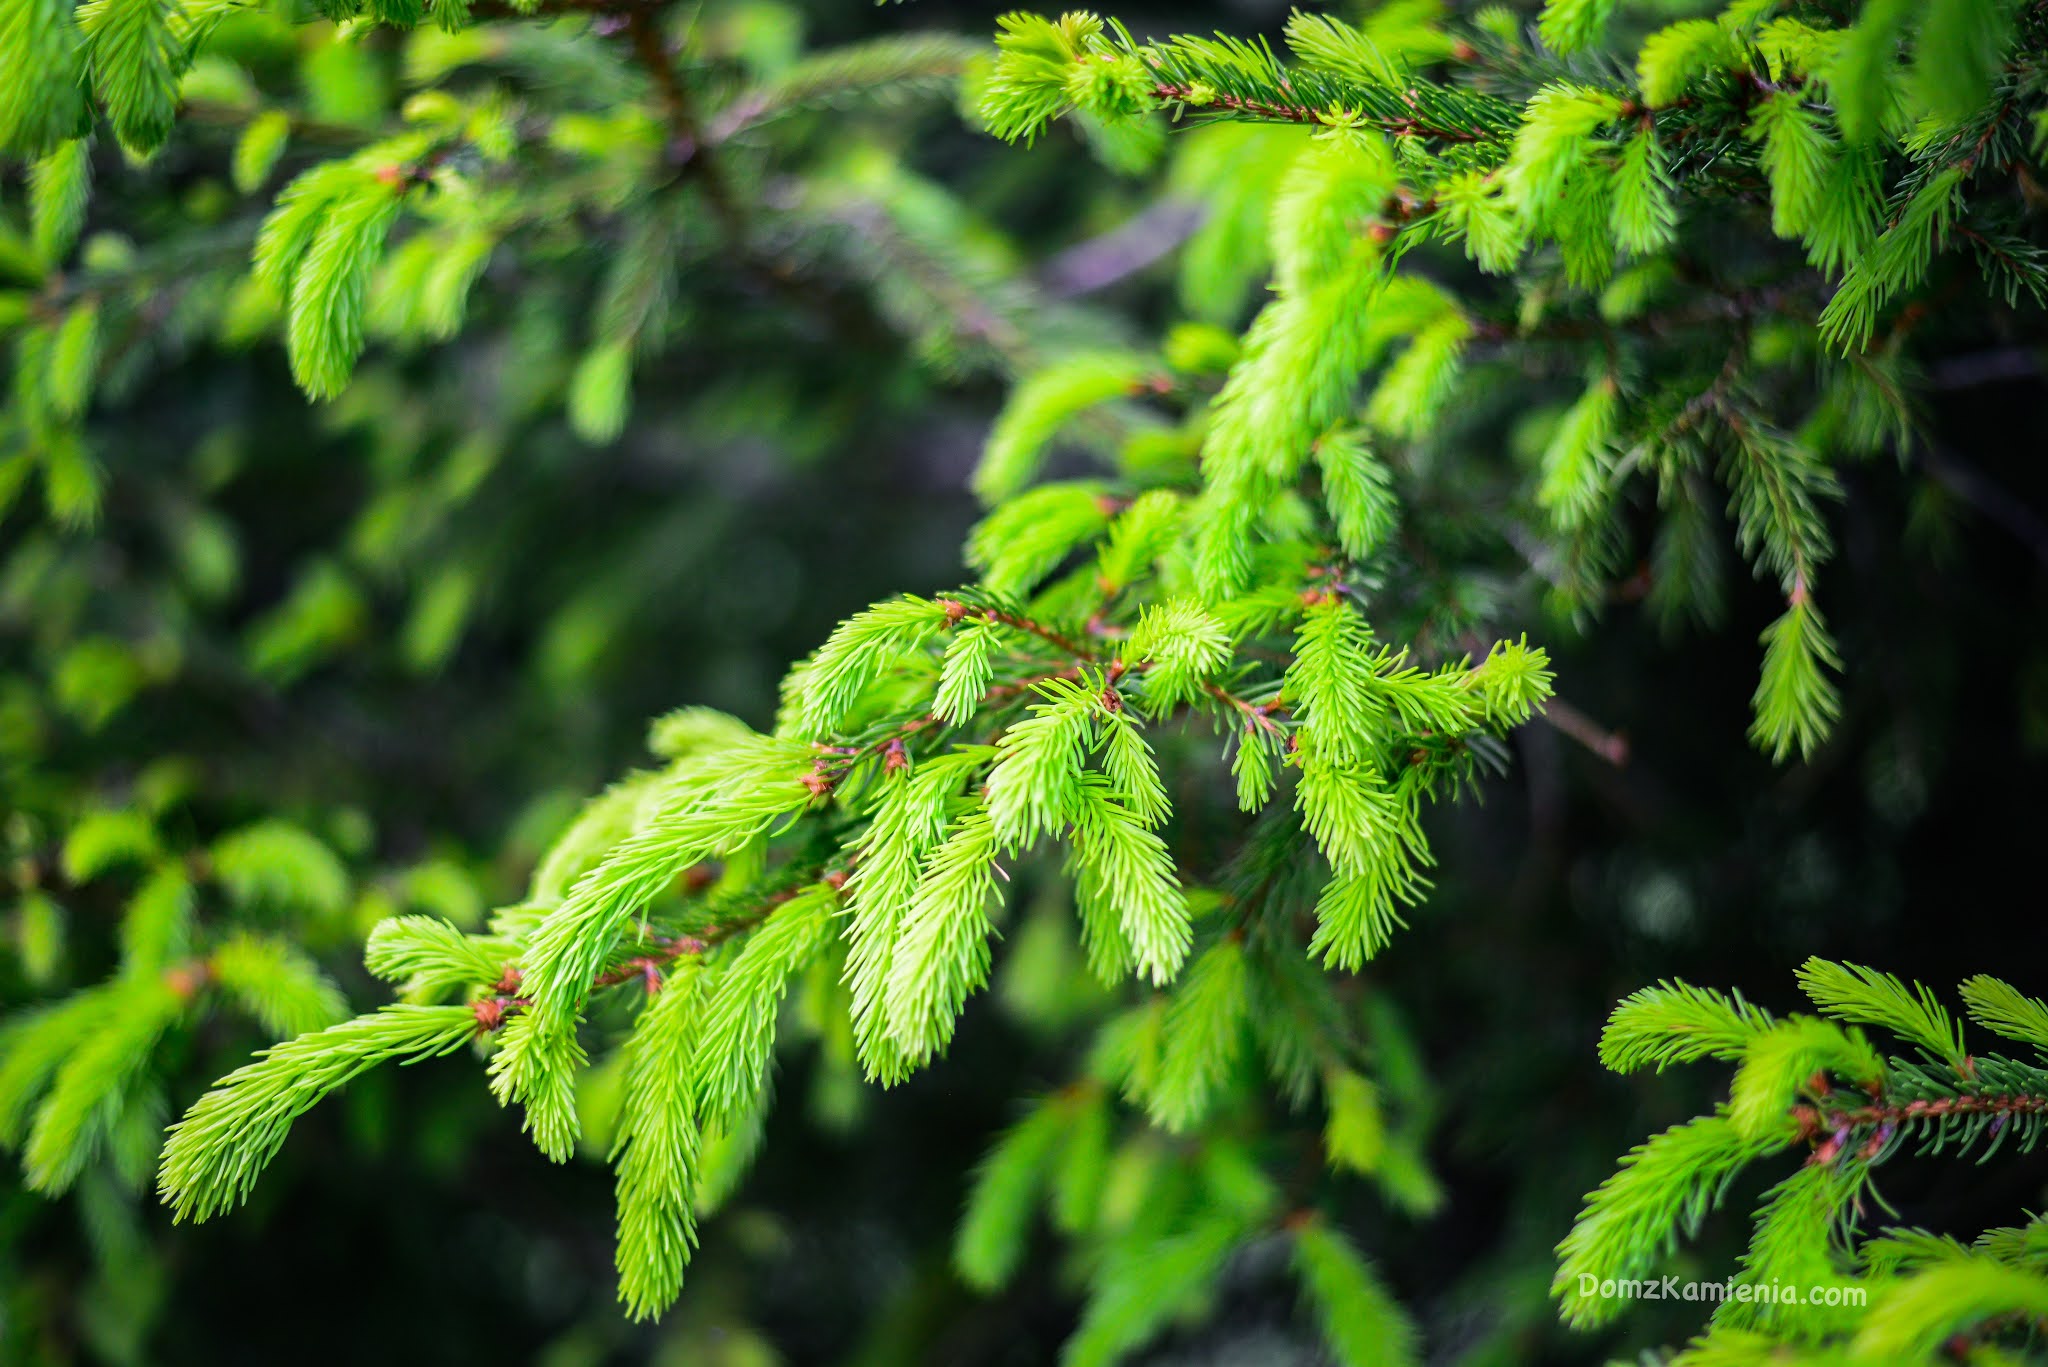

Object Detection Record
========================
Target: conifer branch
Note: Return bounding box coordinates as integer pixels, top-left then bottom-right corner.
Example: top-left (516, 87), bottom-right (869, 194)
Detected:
top-left (1795, 1089), bottom-right (2048, 1135)
top-left (621, 7), bottom-right (741, 234)
top-left (1202, 679), bottom-right (1289, 736)
top-left (468, 875), bottom-right (834, 1035)
top-left (1146, 82), bottom-right (1322, 129)
top-left (943, 598), bottom-right (1101, 661)
top-left (1568, 965), bottom-right (2048, 1354)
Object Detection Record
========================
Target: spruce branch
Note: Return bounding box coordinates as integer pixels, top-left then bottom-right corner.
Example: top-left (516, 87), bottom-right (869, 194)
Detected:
top-left (1793, 1088), bottom-right (2048, 1136)
top-left (1568, 963), bottom-right (2048, 1351)
top-left (158, 1004), bottom-right (480, 1222)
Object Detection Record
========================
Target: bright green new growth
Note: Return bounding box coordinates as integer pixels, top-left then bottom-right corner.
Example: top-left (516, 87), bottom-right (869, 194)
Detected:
top-left (972, 351), bottom-right (1152, 503)
top-left (366, 916), bottom-right (517, 1002)
top-left (880, 807), bottom-right (1001, 1064)
top-left (1959, 974), bottom-right (2048, 1051)
top-left (145, 122), bottom-right (1555, 1342)
top-left (1564, 963), bottom-right (2048, 1359)
top-left (1148, 935), bottom-right (1250, 1132)
top-left (208, 934), bottom-right (350, 1040)
top-left (1796, 956), bottom-right (1968, 1066)
top-left (975, 0), bottom-right (2046, 762)
top-left (1726, 1016), bottom-right (1884, 1140)
top-left (159, 1004), bottom-right (479, 1222)
top-left (1600, 980), bottom-right (1775, 1072)
top-left (613, 959), bottom-right (707, 1320)
top-left (254, 157), bottom-right (409, 399)
top-left (1554, 1111), bottom-right (1789, 1326)
top-left (209, 819), bottom-right (352, 918)
top-left (689, 884), bottom-right (837, 1128)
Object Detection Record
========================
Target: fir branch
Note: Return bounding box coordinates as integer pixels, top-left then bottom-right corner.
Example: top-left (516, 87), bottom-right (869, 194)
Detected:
top-left (1554, 1110), bottom-right (1792, 1327)
top-left (1601, 980), bottom-right (1775, 1073)
top-left (1794, 1086), bottom-right (2048, 1136)
top-left (159, 1005), bottom-right (479, 1222)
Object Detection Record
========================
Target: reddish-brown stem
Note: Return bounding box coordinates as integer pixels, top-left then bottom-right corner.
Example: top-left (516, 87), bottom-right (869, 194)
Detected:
top-left (1797, 1091), bottom-right (2048, 1132)
top-left (1202, 680), bottom-right (1288, 737)
top-left (966, 656), bottom-right (1280, 735)
top-left (980, 607), bottom-right (1098, 659)
top-left (1148, 83), bottom-right (1489, 144)
top-left (471, 882), bottom-right (827, 1033)
top-left (625, 6), bottom-right (692, 137)
top-left (164, 957), bottom-right (216, 1001)
top-left (979, 665), bottom-right (1088, 706)
top-left (1151, 83), bottom-right (1320, 125)
top-left (587, 890), bottom-right (793, 990)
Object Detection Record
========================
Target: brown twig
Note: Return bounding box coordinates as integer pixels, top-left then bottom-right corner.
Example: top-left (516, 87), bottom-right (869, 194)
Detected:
top-left (1849, 1092), bottom-right (2048, 1125)
top-left (1797, 1089), bottom-right (2048, 1136)
top-left (1148, 82), bottom-right (1490, 144)
top-left (620, 6), bottom-right (743, 233)
top-left (941, 599), bottom-right (1100, 660)
top-left (1202, 680), bottom-right (1288, 736)
top-left (1538, 698), bottom-right (1628, 766)
top-left (470, 880), bottom-right (831, 1033)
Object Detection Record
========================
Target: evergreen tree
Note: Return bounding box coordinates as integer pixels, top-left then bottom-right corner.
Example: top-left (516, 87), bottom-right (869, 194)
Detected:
top-left (2, 0), bottom-right (2045, 1360)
